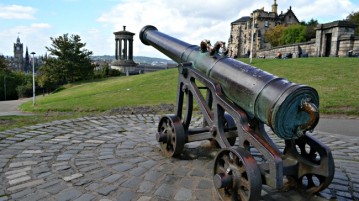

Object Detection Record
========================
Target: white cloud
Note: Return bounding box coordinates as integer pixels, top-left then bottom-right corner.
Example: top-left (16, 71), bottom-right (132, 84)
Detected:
top-left (31, 23), bottom-right (51, 28)
top-left (0, 24), bottom-right (52, 56)
top-left (276, 0), bottom-right (359, 22)
top-left (97, 0), bottom-right (249, 58)
top-left (0, 4), bottom-right (36, 19)
top-left (96, 0), bottom-right (359, 58)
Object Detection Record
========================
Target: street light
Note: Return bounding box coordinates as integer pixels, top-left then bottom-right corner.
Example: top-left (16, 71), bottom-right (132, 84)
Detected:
top-left (31, 52), bottom-right (36, 106)
top-left (250, 12), bottom-right (255, 64)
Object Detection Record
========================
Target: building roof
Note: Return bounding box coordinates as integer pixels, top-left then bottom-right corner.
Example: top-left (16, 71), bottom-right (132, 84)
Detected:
top-left (317, 20), bottom-right (358, 30)
top-left (231, 16), bottom-right (250, 25)
top-left (114, 26), bottom-right (135, 36)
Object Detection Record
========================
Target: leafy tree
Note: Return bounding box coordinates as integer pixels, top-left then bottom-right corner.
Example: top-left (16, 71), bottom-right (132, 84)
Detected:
top-left (280, 24), bottom-right (308, 45)
top-left (346, 11), bottom-right (359, 36)
top-left (301, 19), bottom-right (319, 40)
top-left (265, 24), bottom-right (308, 47)
top-left (264, 24), bottom-right (286, 47)
top-left (0, 55), bottom-right (10, 72)
top-left (42, 34), bottom-right (94, 86)
top-left (37, 57), bottom-right (64, 92)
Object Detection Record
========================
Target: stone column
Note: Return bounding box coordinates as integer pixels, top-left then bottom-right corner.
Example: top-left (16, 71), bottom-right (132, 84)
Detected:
top-left (115, 39), bottom-right (119, 60)
top-left (129, 39), bottom-right (133, 60)
top-left (119, 39), bottom-right (122, 60)
top-left (124, 39), bottom-right (128, 60)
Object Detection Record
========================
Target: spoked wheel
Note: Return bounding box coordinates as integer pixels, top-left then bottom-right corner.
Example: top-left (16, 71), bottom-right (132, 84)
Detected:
top-left (284, 135), bottom-right (335, 194)
top-left (156, 115), bottom-right (186, 157)
top-left (213, 147), bottom-right (262, 201)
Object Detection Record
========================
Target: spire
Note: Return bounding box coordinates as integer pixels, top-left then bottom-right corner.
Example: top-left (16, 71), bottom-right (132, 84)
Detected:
top-left (272, 0), bottom-right (278, 14)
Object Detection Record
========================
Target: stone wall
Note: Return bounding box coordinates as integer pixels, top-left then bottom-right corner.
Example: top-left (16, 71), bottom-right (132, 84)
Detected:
top-left (338, 36), bottom-right (359, 56)
top-left (256, 40), bottom-right (316, 58)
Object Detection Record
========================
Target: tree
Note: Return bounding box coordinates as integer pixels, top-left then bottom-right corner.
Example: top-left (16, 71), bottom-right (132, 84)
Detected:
top-left (280, 24), bottom-right (308, 45)
top-left (301, 19), bottom-right (319, 40)
top-left (265, 24), bottom-right (308, 47)
top-left (0, 55), bottom-right (10, 72)
top-left (42, 34), bottom-right (94, 85)
top-left (264, 24), bottom-right (286, 47)
top-left (346, 11), bottom-right (359, 36)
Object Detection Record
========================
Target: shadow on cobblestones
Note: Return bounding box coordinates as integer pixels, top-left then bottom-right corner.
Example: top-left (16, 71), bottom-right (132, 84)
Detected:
top-left (0, 114), bottom-right (357, 201)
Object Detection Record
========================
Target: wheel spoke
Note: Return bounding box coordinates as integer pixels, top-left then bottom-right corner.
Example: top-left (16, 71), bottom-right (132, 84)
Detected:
top-left (213, 148), bottom-right (262, 201)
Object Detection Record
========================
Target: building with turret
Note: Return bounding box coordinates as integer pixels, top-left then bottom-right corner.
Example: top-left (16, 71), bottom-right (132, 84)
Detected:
top-left (228, 0), bottom-right (299, 58)
top-left (9, 36), bottom-right (33, 72)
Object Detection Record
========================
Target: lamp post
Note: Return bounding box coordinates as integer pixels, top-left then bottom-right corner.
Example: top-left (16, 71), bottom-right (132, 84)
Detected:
top-left (31, 52), bottom-right (36, 106)
top-left (250, 12), bottom-right (255, 64)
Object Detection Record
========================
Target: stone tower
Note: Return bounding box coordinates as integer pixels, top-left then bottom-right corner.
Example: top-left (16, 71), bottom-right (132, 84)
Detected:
top-left (111, 26), bottom-right (137, 76)
top-left (14, 36), bottom-right (23, 71)
top-left (272, 0), bottom-right (278, 14)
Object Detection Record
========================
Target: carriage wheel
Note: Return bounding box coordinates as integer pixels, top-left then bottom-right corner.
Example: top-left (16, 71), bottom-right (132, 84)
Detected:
top-left (284, 135), bottom-right (335, 194)
top-left (156, 115), bottom-right (186, 157)
top-left (213, 147), bottom-right (262, 201)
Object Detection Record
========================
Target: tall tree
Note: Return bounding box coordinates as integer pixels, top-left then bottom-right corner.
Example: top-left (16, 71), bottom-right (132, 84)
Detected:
top-left (0, 55), bottom-right (9, 72)
top-left (346, 11), bottom-right (359, 36)
top-left (301, 19), bottom-right (319, 40)
top-left (264, 24), bottom-right (286, 47)
top-left (44, 34), bottom-right (94, 84)
top-left (280, 24), bottom-right (308, 45)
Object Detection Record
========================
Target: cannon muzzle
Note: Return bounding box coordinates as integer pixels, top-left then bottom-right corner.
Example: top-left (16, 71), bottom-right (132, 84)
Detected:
top-left (140, 25), bottom-right (319, 139)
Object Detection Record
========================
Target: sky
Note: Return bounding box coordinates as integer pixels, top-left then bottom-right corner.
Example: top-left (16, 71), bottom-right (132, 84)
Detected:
top-left (1, 0), bottom-right (359, 59)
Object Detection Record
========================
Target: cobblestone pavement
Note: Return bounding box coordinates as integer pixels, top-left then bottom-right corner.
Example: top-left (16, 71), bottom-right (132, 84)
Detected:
top-left (0, 114), bottom-right (358, 201)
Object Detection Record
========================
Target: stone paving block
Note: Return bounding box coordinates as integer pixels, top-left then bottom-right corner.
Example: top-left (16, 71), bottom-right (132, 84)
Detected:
top-left (112, 163), bottom-right (134, 172)
top-left (73, 194), bottom-right (96, 201)
top-left (154, 183), bottom-right (176, 199)
top-left (7, 179), bottom-right (44, 192)
top-left (5, 171), bottom-right (27, 180)
top-left (53, 188), bottom-right (82, 201)
top-left (8, 176), bottom-right (31, 185)
top-left (9, 161), bottom-right (37, 168)
top-left (63, 173), bottom-right (83, 181)
top-left (18, 191), bottom-right (49, 201)
top-left (116, 191), bottom-right (137, 201)
top-left (102, 174), bottom-right (123, 183)
top-left (10, 188), bottom-right (35, 200)
top-left (95, 185), bottom-right (117, 196)
top-left (121, 177), bottom-right (142, 188)
top-left (174, 187), bottom-right (193, 201)
top-left (137, 181), bottom-right (155, 193)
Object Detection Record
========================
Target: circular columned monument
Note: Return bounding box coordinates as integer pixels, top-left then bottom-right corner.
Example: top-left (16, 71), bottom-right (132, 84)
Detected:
top-left (111, 26), bottom-right (137, 76)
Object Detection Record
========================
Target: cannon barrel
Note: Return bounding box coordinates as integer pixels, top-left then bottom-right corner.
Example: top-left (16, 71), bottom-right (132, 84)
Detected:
top-left (140, 25), bottom-right (319, 139)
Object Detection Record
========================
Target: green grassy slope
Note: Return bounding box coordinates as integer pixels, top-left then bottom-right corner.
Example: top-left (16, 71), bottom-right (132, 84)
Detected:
top-left (20, 69), bottom-right (178, 112)
top-left (20, 57), bottom-right (358, 115)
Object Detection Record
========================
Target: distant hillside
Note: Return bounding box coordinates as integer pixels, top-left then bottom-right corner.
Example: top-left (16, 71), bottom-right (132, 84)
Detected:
top-left (91, 55), bottom-right (176, 64)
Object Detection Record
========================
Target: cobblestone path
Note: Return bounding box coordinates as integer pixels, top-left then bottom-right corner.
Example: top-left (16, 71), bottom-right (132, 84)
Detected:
top-left (0, 114), bottom-right (358, 201)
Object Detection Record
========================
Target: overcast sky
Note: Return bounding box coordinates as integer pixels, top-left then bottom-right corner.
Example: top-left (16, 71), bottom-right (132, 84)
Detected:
top-left (1, 0), bottom-right (358, 59)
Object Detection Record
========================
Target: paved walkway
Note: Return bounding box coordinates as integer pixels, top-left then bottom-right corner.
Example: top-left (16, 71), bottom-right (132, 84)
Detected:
top-left (0, 114), bottom-right (358, 201)
top-left (0, 98), bottom-right (33, 116)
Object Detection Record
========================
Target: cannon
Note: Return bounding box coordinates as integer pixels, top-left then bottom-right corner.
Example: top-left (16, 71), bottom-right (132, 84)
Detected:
top-left (140, 25), bottom-right (334, 201)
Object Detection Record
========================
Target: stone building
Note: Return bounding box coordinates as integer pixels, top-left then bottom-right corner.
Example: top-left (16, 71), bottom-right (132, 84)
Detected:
top-left (315, 21), bottom-right (358, 57)
top-left (111, 26), bottom-right (137, 76)
top-left (256, 20), bottom-right (358, 58)
top-left (11, 36), bottom-right (31, 72)
top-left (228, 0), bottom-right (299, 58)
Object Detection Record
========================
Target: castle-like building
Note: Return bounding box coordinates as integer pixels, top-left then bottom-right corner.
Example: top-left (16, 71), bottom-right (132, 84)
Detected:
top-left (228, 0), bottom-right (299, 58)
top-left (12, 36), bottom-right (31, 72)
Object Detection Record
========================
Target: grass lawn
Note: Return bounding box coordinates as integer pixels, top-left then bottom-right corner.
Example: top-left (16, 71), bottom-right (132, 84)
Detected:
top-left (1, 57), bottom-right (357, 131)
top-left (239, 57), bottom-right (359, 115)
